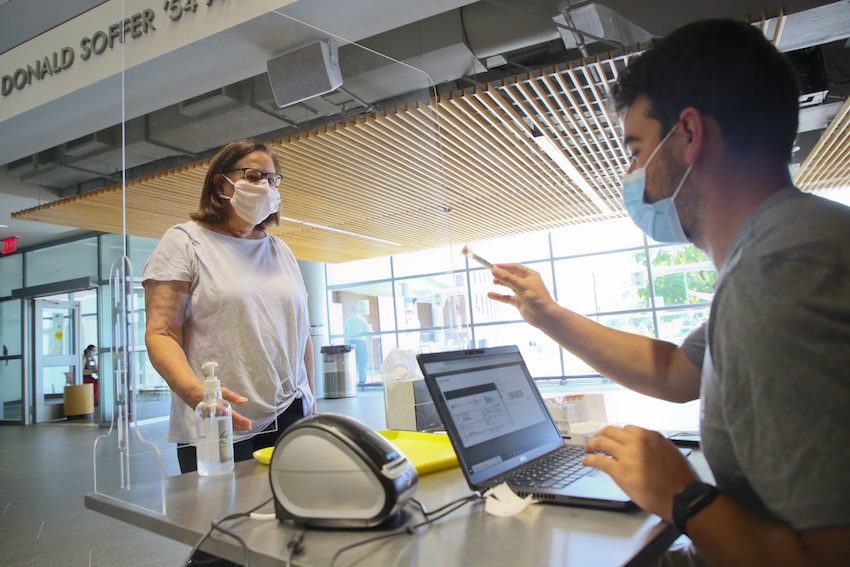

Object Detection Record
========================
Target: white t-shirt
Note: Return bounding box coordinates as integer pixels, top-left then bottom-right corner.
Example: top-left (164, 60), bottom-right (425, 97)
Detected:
top-left (142, 221), bottom-right (314, 444)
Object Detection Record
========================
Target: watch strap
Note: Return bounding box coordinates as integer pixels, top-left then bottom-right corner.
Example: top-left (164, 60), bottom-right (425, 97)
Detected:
top-left (672, 481), bottom-right (720, 535)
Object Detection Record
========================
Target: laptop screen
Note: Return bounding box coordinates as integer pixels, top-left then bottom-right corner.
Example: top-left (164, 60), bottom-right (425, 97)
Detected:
top-left (419, 346), bottom-right (565, 490)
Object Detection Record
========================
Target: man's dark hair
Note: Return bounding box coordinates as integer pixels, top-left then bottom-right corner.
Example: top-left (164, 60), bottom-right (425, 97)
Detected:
top-left (611, 19), bottom-right (800, 162)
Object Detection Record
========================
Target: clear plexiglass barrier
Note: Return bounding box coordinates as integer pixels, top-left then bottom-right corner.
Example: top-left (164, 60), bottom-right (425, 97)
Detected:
top-left (92, 1), bottom-right (447, 514)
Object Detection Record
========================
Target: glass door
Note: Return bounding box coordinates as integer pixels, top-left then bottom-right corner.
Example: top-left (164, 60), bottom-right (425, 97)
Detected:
top-left (33, 299), bottom-right (81, 422)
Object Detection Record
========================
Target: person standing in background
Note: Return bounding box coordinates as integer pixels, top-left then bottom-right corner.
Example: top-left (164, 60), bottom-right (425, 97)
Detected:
top-left (82, 344), bottom-right (98, 405)
top-left (343, 304), bottom-right (370, 384)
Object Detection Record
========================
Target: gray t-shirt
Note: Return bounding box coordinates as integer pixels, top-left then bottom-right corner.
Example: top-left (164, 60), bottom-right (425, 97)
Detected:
top-left (693, 187), bottom-right (850, 530)
top-left (143, 222), bottom-right (314, 444)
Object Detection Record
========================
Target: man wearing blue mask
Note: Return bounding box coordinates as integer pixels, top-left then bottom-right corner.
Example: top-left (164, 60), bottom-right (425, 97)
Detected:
top-left (488, 18), bottom-right (850, 567)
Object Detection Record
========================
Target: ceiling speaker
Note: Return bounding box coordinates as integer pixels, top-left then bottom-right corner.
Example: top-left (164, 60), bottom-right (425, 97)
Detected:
top-left (266, 38), bottom-right (343, 109)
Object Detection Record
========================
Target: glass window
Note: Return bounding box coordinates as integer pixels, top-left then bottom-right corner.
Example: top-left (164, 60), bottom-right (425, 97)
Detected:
top-left (473, 322), bottom-right (562, 378)
top-left (73, 290), bottom-right (99, 351)
top-left (472, 260), bottom-right (554, 325)
top-left (597, 311), bottom-right (656, 338)
top-left (100, 233), bottom-right (125, 280)
top-left (44, 365), bottom-right (73, 396)
top-left (26, 237), bottom-right (98, 287)
top-left (329, 282), bottom-right (393, 337)
top-left (554, 251), bottom-right (649, 315)
top-left (466, 231), bottom-right (551, 264)
top-left (657, 308), bottom-right (710, 345)
top-left (394, 273), bottom-right (470, 354)
top-left (39, 307), bottom-right (74, 357)
top-left (129, 235), bottom-right (161, 279)
top-left (0, 254), bottom-right (23, 297)
top-left (326, 256), bottom-right (391, 286)
top-left (323, 218), bottom-right (716, 383)
top-left (0, 358), bottom-right (23, 421)
top-left (0, 299), bottom-right (22, 356)
top-left (647, 246), bottom-right (716, 308)
top-left (392, 244), bottom-right (465, 278)
top-left (551, 218), bottom-right (644, 257)
top-left (74, 289), bottom-right (98, 314)
top-left (407, 327), bottom-right (472, 356)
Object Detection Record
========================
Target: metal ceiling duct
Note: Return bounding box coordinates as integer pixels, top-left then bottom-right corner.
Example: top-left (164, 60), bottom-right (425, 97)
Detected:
top-left (554, 2), bottom-right (656, 52)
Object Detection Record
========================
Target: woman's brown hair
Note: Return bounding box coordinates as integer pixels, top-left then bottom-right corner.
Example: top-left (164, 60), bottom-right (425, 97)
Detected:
top-left (190, 139), bottom-right (282, 229)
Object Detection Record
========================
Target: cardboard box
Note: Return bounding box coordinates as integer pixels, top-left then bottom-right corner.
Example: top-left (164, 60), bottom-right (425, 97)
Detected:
top-left (383, 378), bottom-right (442, 432)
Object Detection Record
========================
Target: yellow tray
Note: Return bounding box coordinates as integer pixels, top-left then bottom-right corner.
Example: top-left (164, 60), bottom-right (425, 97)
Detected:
top-left (378, 431), bottom-right (458, 476)
top-left (253, 446), bottom-right (274, 465)
top-left (253, 431), bottom-right (459, 476)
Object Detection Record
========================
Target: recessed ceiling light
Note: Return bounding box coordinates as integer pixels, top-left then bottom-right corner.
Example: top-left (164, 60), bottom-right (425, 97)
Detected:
top-left (280, 217), bottom-right (401, 246)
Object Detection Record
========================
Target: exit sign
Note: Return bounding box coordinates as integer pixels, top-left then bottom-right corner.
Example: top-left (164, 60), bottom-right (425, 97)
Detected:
top-left (2, 237), bottom-right (18, 254)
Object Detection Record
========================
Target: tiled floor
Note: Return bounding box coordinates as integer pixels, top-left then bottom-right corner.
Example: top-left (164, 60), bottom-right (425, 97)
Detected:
top-left (0, 389), bottom-right (387, 567)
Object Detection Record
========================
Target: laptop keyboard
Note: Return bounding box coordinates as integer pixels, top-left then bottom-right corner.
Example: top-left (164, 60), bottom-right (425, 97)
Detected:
top-left (505, 445), bottom-right (595, 490)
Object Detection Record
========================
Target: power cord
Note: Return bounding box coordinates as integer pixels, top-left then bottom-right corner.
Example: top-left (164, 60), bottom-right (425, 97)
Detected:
top-left (183, 496), bottom-right (274, 567)
top-left (287, 524), bottom-right (307, 565)
top-left (328, 493), bottom-right (484, 567)
top-left (183, 493), bottom-right (483, 567)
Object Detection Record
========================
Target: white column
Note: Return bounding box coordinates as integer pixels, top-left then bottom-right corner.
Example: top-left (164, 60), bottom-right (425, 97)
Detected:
top-left (297, 260), bottom-right (328, 399)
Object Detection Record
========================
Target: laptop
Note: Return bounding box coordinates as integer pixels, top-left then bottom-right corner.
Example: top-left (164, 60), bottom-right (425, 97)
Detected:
top-left (417, 346), bottom-right (632, 510)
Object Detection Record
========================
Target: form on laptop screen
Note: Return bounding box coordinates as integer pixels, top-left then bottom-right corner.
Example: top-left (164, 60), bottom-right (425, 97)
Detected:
top-left (421, 348), bottom-right (564, 485)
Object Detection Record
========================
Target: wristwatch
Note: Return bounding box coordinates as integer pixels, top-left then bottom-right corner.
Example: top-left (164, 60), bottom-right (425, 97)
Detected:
top-left (672, 481), bottom-right (720, 535)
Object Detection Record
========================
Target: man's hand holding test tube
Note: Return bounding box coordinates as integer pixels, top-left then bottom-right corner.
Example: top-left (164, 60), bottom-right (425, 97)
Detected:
top-left (470, 246), bottom-right (558, 331)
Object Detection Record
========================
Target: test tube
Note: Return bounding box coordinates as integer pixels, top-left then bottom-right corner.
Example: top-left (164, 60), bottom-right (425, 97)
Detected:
top-left (462, 245), bottom-right (495, 270)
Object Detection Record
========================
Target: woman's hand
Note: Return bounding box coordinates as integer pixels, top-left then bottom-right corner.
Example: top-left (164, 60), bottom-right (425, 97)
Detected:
top-left (488, 263), bottom-right (559, 329)
top-left (220, 387), bottom-right (252, 431)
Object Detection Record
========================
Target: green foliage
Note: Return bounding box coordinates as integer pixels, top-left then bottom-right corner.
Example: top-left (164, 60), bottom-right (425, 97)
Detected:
top-left (632, 246), bottom-right (717, 306)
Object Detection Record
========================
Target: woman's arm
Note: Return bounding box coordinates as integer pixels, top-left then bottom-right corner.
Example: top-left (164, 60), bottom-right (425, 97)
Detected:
top-left (143, 280), bottom-right (252, 430)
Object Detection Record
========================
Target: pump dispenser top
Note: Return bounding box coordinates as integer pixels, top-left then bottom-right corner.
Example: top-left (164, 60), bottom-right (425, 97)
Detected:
top-left (202, 361), bottom-right (220, 391)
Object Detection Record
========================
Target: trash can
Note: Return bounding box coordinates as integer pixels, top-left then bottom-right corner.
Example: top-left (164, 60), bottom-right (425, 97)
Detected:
top-left (321, 345), bottom-right (357, 399)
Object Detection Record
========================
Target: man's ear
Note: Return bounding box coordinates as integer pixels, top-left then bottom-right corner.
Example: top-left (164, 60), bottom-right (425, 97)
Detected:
top-left (678, 107), bottom-right (706, 166)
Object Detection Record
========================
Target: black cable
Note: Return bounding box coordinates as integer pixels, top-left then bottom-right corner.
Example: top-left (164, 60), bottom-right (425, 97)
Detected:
top-left (328, 494), bottom-right (484, 567)
top-left (211, 524), bottom-right (250, 567)
top-left (414, 493), bottom-right (481, 517)
top-left (410, 498), bottom-right (429, 517)
top-left (182, 497), bottom-right (275, 567)
top-left (286, 525), bottom-right (307, 565)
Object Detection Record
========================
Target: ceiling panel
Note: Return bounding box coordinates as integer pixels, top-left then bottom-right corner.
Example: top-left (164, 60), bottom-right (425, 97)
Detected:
top-left (14, 47), bottom-right (847, 263)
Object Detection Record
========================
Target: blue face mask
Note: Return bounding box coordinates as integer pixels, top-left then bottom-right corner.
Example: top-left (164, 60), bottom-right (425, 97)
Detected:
top-left (622, 124), bottom-right (693, 244)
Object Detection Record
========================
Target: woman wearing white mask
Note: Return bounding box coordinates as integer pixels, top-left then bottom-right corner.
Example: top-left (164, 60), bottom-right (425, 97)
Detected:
top-left (142, 139), bottom-right (317, 475)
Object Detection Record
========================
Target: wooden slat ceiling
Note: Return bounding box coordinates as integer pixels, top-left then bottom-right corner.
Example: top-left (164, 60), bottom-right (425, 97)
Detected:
top-left (795, 95), bottom-right (850, 193)
top-left (13, 53), bottom-right (633, 263)
top-left (15, 46), bottom-right (848, 264)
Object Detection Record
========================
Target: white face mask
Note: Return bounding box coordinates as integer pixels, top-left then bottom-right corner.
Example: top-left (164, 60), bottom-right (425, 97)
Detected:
top-left (220, 176), bottom-right (281, 226)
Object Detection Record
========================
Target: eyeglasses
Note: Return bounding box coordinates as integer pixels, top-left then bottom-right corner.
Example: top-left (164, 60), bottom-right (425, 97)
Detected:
top-left (227, 168), bottom-right (284, 187)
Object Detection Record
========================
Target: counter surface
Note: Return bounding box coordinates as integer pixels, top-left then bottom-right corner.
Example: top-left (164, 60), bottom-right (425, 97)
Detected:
top-left (85, 458), bottom-right (681, 567)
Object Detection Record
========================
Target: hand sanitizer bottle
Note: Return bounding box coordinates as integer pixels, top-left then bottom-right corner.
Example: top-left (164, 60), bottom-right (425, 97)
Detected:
top-left (195, 362), bottom-right (234, 476)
